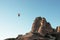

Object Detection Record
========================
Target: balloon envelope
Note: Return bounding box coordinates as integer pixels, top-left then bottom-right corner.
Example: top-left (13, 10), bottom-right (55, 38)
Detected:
top-left (18, 13), bottom-right (20, 16)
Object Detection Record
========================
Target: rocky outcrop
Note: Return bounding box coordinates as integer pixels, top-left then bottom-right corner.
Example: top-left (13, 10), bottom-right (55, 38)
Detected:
top-left (5, 17), bottom-right (60, 40)
top-left (31, 17), bottom-right (42, 33)
top-left (56, 26), bottom-right (60, 32)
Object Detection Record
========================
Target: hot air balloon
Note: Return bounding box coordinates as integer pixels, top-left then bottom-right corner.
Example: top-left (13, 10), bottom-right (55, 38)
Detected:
top-left (18, 13), bottom-right (20, 17)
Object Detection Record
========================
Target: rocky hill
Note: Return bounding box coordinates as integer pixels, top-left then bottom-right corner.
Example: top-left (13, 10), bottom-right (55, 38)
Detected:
top-left (5, 17), bottom-right (60, 40)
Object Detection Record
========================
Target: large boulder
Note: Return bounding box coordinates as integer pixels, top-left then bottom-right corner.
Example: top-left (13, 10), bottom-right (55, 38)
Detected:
top-left (38, 17), bottom-right (47, 36)
top-left (38, 17), bottom-right (53, 36)
top-left (31, 17), bottom-right (42, 33)
top-left (56, 26), bottom-right (60, 32)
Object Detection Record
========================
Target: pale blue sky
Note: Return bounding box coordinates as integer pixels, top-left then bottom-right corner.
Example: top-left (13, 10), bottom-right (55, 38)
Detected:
top-left (0, 0), bottom-right (60, 40)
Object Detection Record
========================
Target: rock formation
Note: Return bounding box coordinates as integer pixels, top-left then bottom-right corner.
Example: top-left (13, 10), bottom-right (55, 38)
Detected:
top-left (31, 17), bottom-right (42, 33)
top-left (56, 26), bottom-right (60, 32)
top-left (5, 17), bottom-right (60, 40)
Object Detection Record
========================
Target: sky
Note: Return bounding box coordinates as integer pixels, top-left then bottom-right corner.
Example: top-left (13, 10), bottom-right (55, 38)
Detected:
top-left (0, 0), bottom-right (60, 40)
